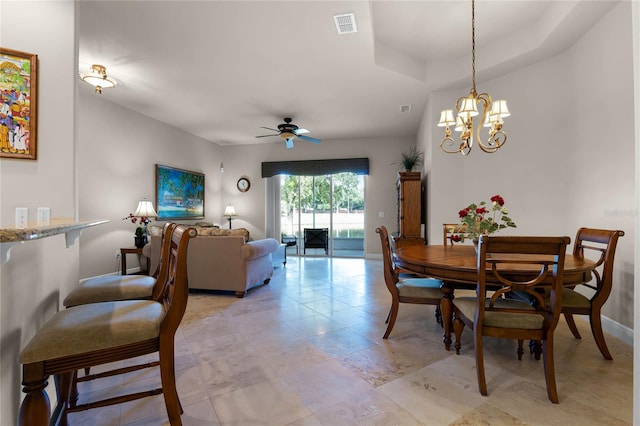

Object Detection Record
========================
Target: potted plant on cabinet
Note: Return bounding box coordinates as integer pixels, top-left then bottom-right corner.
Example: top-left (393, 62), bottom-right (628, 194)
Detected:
top-left (398, 146), bottom-right (424, 172)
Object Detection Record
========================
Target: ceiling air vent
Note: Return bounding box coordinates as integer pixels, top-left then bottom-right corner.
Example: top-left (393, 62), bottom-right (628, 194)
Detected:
top-left (334, 13), bottom-right (357, 34)
top-left (400, 104), bottom-right (412, 113)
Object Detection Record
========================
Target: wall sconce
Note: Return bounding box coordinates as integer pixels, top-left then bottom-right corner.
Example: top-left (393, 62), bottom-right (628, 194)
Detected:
top-left (79, 64), bottom-right (117, 94)
top-left (220, 162), bottom-right (224, 173)
top-left (223, 204), bottom-right (237, 229)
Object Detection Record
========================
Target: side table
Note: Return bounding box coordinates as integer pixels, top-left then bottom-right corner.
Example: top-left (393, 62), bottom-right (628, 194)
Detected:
top-left (120, 247), bottom-right (149, 275)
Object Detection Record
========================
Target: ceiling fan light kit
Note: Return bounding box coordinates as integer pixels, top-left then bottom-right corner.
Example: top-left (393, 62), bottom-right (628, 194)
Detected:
top-left (256, 117), bottom-right (321, 149)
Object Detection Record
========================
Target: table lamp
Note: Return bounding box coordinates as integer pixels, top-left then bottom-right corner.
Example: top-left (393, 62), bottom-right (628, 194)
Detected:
top-left (223, 205), bottom-right (237, 229)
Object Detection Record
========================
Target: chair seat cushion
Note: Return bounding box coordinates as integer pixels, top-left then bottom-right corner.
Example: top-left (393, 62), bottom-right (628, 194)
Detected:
top-left (397, 278), bottom-right (443, 298)
top-left (62, 275), bottom-right (156, 307)
top-left (19, 300), bottom-right (164, 364)
top-left (561, 288), bottom-right (591, 309)
top-left (453, 297), bottom-right (543, 329)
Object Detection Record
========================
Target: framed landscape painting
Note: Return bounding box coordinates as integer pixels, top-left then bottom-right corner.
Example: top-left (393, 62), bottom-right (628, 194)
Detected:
top-left (155, 164), bottom-right (205, 220)
top-left (0, 47), bottom-right (38, 160)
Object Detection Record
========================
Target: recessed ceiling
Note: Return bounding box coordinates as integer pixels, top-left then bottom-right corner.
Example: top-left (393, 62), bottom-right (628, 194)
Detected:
top-left (78, 1), bottom-right (618, 147)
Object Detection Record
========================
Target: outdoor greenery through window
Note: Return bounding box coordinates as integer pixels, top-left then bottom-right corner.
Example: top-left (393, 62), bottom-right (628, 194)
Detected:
top-left (280, 173), bottom-right (365, 256)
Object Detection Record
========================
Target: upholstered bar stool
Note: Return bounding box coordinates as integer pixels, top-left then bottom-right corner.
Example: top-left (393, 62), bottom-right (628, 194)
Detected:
top-left (63, 223), bottom-right (176, 307)
top-left (18, 225), bottom-right (196, 426)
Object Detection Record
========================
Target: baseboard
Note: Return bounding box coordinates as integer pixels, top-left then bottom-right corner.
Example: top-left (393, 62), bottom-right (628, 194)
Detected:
top-left (601, 314), bottom-right (634, 346)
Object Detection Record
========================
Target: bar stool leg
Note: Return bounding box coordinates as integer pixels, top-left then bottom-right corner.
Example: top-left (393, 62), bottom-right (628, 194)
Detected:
top-left (19, 363), bottom-right (50, 426)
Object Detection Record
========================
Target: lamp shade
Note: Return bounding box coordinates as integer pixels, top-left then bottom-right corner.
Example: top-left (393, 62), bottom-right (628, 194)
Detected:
top-left (134, 199), bottom-right (157, 218)
top-left (458, 96), bottom-right (479, 117)
top-left (489, 100), bottom-right (510, 118)
top-left (437, 110), bottom-right (456, 127)
top-left (224, 205), bottom-right (237, 217)
top-left (79, 64), bottom-right (117, 94)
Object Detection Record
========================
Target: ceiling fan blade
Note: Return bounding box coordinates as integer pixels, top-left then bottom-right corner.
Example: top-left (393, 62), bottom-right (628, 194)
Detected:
top-left (260, 126), bottom-right (280, 132)
top-left (297, 134), bottom-right (321, 144)
top-left (295, 128), bottom-right (310, 135)
top-left (285, 138), bottom-right (294, 149)
top-left (256, 134), bottom-right (279, 138)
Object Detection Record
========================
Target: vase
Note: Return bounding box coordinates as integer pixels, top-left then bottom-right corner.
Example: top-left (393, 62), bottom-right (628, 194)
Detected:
top-left (134, 235), bottom-right (147, 248)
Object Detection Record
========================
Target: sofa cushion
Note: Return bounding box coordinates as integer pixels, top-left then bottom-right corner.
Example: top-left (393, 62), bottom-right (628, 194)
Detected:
top-left (241, 238), bottom-right (279, 259)
top-left (195, 227), bottom-right (249, 241)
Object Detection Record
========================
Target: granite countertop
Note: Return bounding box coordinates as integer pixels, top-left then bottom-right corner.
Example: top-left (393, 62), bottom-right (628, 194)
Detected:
top-left (0, 219), bottom-right (109, 243)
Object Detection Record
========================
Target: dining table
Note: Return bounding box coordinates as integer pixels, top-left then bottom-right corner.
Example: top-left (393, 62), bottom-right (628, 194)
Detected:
top-left (393, 244), bottom-right (597, 351)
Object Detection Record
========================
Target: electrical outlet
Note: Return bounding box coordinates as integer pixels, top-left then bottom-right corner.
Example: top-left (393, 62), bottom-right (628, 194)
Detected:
top-left (15, 207), bottom-right (28, 228)
top-left (115, 250), bottom-right (121, 259)
top-left (37, 207), bottom-right (51, 226)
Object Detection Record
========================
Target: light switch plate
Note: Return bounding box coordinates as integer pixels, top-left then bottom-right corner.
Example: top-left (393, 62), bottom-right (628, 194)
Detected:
top-left (15, 207), bottom-right (28, 228)
top-left (37, 207), bottom-right (51, 226)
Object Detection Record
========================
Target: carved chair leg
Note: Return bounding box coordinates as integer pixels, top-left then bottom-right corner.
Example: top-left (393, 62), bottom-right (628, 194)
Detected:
top-left (54, 371), bottom-right (74, 425)
top-left (542, 337), bottom-right (559, 403)
top-left (435, 304), bottom-right (443, 327)
top-left (564, 313), bottom-right (581, 339)
top-left (517, 339), bottom-right (524, 360)
top-left (383, 300), bottom-right (399, 339)
top-left (385, 307), bottom-right (391, 324)
top-left (452, 314), bottom-right (464, 355)
top-left (589, 310), bottom-right (612, 360)
top-left (19, 363), bottom-right (50, 426)
top-left (159, 336), bottom-right (183, 424)
top-left (474, 330), bottom-right (488, 396)
top-left (529, 340), bottom-right (542, 360)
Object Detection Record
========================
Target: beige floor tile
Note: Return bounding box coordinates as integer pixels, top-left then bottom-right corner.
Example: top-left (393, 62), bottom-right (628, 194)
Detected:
top-left (212, 378), bottom-right (311, 425)
top-left (65, 257), bottom-right (633, 425)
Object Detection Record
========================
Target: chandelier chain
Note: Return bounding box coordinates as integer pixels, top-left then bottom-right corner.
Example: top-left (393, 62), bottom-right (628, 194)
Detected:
top-left (471, 0), bottom-right (476, 94)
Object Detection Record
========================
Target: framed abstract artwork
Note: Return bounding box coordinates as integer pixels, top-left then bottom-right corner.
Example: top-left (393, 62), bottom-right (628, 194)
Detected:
top-left (155, 164), bottom-right (205, 220)
top-left (0, 47), bottom-right (37, 160)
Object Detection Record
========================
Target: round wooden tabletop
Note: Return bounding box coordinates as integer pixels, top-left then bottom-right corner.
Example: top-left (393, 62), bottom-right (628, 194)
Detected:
top-left (394, 244), bottom-right (595, 285)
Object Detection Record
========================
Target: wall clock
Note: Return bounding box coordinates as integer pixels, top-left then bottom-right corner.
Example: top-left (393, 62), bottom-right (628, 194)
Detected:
top-left (237, 177), bottom-right (250, 192)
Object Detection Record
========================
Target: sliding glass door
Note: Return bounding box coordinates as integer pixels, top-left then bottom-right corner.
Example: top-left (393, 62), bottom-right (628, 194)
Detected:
top-left (280, 173), bottom-right (364, 257)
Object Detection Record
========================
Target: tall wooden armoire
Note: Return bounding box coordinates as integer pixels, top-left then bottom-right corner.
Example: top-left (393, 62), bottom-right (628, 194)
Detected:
top-left (393, 171), bottom-right (424, 249)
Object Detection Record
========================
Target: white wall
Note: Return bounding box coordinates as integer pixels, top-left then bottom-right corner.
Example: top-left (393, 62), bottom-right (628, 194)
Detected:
top-left (77, 90), bottom-right (223, 278)
top-left (220, 136), bottom-right (416, 256)
top-left (420, 1), bottom-right (635, 331)
top-left (0, 2), bottom-right (77, 424)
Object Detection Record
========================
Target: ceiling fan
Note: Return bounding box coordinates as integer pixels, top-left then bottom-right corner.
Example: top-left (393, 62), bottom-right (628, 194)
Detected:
top-left (256, 117), bottom-right (321, 149)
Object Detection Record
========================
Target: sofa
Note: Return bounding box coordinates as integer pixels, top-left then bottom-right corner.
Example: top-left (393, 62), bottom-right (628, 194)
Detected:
top-left (144, 225), bottom-right (279, 297)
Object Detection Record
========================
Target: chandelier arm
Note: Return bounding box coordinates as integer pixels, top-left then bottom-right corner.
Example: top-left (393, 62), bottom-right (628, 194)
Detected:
top-left (440, 137), bottom-right (468, 155)
top-left (479, 131), bottom-right (507, 153)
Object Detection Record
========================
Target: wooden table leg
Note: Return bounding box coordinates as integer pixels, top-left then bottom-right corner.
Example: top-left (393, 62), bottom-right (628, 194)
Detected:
top-left (121, 251), bottom-right (127, 276)
top-left (441, 285), bottom-right (454, 351)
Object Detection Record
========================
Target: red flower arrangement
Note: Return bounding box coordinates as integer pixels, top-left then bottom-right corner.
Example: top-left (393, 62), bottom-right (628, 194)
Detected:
top-left (122, 213), bottom-right (150, 237)
top-left (449, 194), bottom-right (516, 243)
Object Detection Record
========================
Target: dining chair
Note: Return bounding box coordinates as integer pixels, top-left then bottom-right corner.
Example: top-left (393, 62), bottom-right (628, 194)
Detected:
top-left (376, 226), bottom-right (444, 338)
top-left (63, 222), bottom-right (177, 308)
top-left (443, 223), bottom-right (467, 245)
top-left (561, 227), bottom-right (624, 360)
top-left (18, 224), bottom-right (197, 426)
top-left (452, 235), bottom-right (570, 403)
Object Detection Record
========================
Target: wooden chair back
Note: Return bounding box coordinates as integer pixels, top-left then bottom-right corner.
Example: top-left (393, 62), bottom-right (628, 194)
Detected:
top-left (572, 227), bottom-right (624, 305)
top-left (156, 224), bottom-right (197, 329)
top-left (151, 222), bottom-right (179, 299)
top-left (376, 226), bottom-right (399, 294)
top-left (562, 227), bottom-right (624, 359)
top-left (443, 223), bottom-right (467, 245)
top-left (476, 235), bottom-right (570, 327)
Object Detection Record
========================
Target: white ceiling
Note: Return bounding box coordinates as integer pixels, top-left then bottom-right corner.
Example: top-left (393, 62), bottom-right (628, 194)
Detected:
top-left (78, 1), bottom-right (618, 149)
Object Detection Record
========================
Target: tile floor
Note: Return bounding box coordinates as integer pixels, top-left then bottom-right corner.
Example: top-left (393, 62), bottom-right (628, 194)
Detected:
top-left (69, 257), bottom-right (633, 425)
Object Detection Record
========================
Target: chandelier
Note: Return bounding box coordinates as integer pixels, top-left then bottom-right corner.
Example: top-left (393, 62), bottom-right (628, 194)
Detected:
top-left (438, 0), bottom-right (510, 155)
